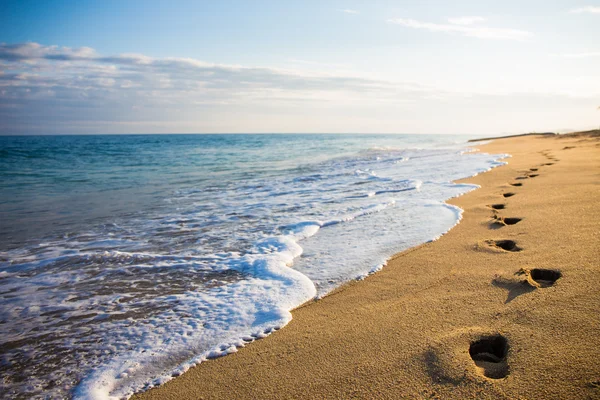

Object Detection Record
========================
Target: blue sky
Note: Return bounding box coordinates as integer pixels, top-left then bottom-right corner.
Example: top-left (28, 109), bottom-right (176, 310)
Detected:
top-left (0, 0), bottom-right (598, 134)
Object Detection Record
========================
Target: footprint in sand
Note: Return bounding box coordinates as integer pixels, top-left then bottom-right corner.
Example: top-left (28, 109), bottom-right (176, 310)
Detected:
top-left (478, 239), bottom-right (522, 252)
top-left (540, 151), bottom-right (559, 161)
top-left (517, 268), bottom-right (562, 288)
top-left (527, 173), bottom-right (539, 178)
top-left (509, 182), bottom-right (523, 187)
top-left (489, 204), bottom-right (505, 210)
top-left (502, 192), bottom-right (515, 198)
top-left (490, 217), bottom-right (522, 229)
top-left (469, 335), bottom-right (510, 379)
top-left (529, 168), bottom-right (538, 172)
top-left (493, 268), bottom-right (562, 302)
top-left (515, 176), bottom-right (529, 180)
top-left (425, 329), bottom-right (510, 383)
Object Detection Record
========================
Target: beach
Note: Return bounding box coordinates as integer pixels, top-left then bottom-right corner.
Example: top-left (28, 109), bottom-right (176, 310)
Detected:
top-left (135, 131), bottom-right (600, 400)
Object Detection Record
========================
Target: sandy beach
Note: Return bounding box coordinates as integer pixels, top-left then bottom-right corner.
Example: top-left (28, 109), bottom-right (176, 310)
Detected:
top-left (135, 132), bottom-right (600, 400)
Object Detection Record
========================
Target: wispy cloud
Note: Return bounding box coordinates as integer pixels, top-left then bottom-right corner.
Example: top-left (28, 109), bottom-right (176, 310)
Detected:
top-left (569, 6), bottom-right (600, 13)
top-left (0, 42), bottom-right (98, 61)
top-left (1, 43), bottom-right (595, 134)
top-left (340, 9), bottom-right (359, 15)
top-left (0, 42), bottom-right (436, 133)
top-left (0, 43), bottom-right (420, 94)
top-left (446, 16), bottom-right (486, 25)
top-left (388, 18), bottom-right (532, 40)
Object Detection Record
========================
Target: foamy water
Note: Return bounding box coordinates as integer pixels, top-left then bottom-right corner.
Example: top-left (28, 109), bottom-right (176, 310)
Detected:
top-left (0, 134), bottom-right (505, 399)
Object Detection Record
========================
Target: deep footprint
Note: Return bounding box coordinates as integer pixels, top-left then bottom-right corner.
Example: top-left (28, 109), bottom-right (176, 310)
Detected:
top-left (503, 192), bottom-right (515, 198)
top-left (510, 182), bottom-right (523, 187)
top-left (528, 174), bottom-right (539, 178)
top-left (515, 176), bottom-right (528, 180)
top-left (469, 335), bottom-right (509, 379)
top-left (490, 217), bottom-right (522, 229)
top-left (486, 239), bottom-right (522, 252)
top-left (489, 204), bottom-right (505, 210)
top-left (530, 268), bottom-right (562, 287)
top-left (530, 168), bottom-right (538, 171)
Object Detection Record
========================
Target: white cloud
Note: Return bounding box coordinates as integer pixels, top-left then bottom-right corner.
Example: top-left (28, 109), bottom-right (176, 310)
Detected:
top-left (387, 18), bottom-right (532, 40)
top-left (569, 6), bottom-right (600, 13)
top-left (447, 16), bottom-right (486, 25)
top-left (0, 42), bottom-right (97, 61)
top-left (341, 9), bottom-right (359, 14)
top-left (0, 42), bottom-right (439, 133)
top-left (1, 42), bottom-right (596, 134)
top-left (0, 43), bottom-right (391, 94)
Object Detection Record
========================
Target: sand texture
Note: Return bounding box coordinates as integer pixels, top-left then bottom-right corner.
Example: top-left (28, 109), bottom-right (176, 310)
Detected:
top-left (135, 132), bottom-right (600, 400)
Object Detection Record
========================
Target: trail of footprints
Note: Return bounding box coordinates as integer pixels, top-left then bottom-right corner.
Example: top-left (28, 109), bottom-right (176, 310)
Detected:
top-left (466, 153), bottom-right (562, 380)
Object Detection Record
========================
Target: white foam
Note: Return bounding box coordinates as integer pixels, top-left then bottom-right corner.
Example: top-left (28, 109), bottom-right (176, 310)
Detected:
top-left (74, 234), bottom-right (317, 399)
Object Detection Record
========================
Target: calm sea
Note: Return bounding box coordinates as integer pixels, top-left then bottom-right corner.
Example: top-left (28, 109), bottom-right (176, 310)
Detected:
top-left (0, 134), bottom-right (505, 399)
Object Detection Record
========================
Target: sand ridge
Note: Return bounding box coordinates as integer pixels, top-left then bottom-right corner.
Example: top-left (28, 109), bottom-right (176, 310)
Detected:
top-left (135, 133), bottom-right (600, 400)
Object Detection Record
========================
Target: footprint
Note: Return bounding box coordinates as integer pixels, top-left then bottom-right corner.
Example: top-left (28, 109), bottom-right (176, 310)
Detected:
top-left (527, 174), bottom-right (539, 178)
top-left (469, 335), bottom-right (509, 379)
top-left (518, 268), bottom-right (562, 288)
top-left (543, 163), bottom-right (554, 166)
top-left (425, 328), bottom-right (510, 384)
top-left (509, 182), bottom-right (522, 187)
top-left (529, 168), bottom-right (538, 172)
top-left (489, 204), bottom-right (505, 210)
top-left (563, 146), bottom-right (575, 150)
top-left (490, 217), bottom-right (522, 229)
top-left (503, 192), bottom-right (515, 198)
top-left (479, 239), bottom-right (522, 252)
top-left (493, 240), bottom-right (521, 251)
top-left (515, 176), bottom-right (528, 180)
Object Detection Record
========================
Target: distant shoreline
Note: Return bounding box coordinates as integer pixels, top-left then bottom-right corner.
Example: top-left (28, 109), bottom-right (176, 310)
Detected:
top-left (468, 132), bottom-right (557, 142)
top-left (469, 129), bottom-right (600, 142)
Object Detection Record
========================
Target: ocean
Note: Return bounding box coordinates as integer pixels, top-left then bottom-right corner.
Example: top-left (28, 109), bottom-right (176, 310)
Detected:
top-left (0, 134), bottom-right (505, 399)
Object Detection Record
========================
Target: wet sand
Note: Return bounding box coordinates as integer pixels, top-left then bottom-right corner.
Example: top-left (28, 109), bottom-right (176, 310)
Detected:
top-left (135, 132), bottom-right (600, 400)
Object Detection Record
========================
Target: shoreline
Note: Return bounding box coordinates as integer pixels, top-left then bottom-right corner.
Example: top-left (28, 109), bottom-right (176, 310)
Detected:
top-left (135, 131), bottom-right (599, 399)
top-left (467, 132), bottom-right (558, 142)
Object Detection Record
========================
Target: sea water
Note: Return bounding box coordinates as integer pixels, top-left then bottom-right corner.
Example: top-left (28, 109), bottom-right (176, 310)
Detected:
top-left (0, 134), bottom-right (505, 399)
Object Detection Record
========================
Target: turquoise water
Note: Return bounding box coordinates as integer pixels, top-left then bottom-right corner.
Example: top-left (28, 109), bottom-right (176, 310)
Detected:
top-left (0, 134), bottom-right (467, 244)
top-left (0, 134), bottom-right (505, 399)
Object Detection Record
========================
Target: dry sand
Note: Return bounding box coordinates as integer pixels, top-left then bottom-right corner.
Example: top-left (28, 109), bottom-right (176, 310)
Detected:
top-left (135, 132), bottom-right (600, 400)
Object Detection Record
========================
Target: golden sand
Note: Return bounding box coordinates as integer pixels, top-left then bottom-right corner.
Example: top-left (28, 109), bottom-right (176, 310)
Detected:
top-left (135, 132), bottom-right (600, 400)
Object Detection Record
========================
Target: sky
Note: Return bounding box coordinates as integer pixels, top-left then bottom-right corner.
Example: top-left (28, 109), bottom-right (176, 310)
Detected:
top-left (0, 0), bottom-right (599, 135)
